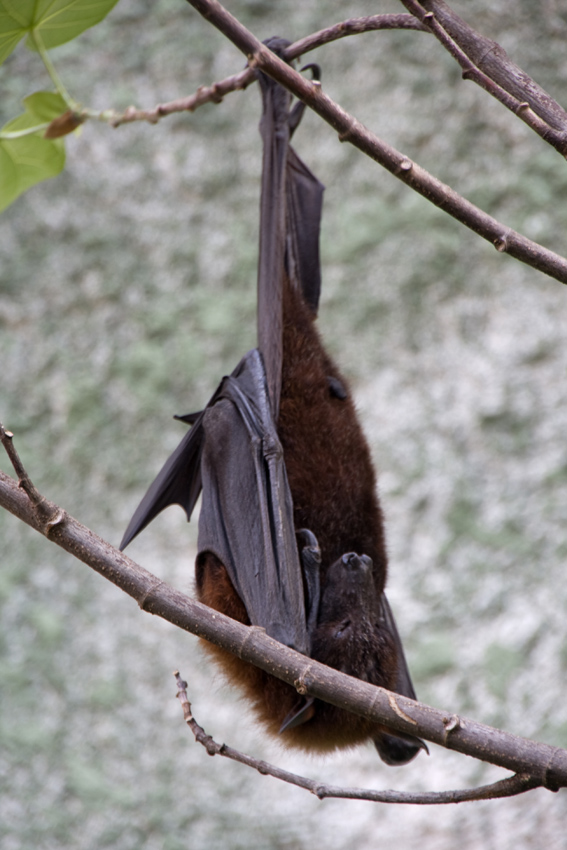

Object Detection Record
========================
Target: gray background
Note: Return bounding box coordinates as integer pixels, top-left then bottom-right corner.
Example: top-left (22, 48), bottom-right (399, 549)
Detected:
top-left (1, 0), bottom-right (567, 847)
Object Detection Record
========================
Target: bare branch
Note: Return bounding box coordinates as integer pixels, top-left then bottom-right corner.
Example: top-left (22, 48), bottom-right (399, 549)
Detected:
top-left (285, 14), bottom-right (428, 59)
top-left (103, 68), bottom-right (256, 128)
top-left (419, 0), bottom-right (567, 135)
top-left (98, 15), bottom-right (426, 128)
top-left (1, 438), bottom-right (567, 790)
top-left (184, 0), bottom-right (567, 285)
top-left (0, 423), bottom-right (66, 534)
top-left (174, 672), bottom-right (542, 804)
top-left (91, 3), bottom-right (567, 288)
top-left (93, 1), bottom-right (567, 165)
top-left (400, 0), bottom-right (567, 156)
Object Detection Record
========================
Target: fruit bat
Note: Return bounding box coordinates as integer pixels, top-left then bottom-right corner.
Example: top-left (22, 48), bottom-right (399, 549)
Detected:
top-left (121, 39), bottom-right (426, 765)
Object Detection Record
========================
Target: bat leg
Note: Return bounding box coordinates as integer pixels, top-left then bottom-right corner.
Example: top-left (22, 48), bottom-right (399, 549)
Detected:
top-left (279, 695), bottom-right (316, 733)
top-left (373, 731), bottom-right (429, 766)
top-left (296, 528), bottom-right (321, 636)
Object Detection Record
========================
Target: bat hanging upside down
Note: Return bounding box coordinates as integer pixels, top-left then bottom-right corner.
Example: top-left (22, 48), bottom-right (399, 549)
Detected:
top-left (121, 39), bottom-right (426, 766)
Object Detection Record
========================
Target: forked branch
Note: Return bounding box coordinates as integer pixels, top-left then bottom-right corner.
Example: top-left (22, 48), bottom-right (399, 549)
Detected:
top-left (106, 14), bottom-right (427, 128)
top-left (174, 672), bottom-right (541, 804)
top-left (101, 2), bottom-right (567, 285)
top-left (412, 0), bottom-right (567, 143)
top-left (1, 425), bottom-right (567, 795)
top-left (184, 0), bottom-right (567, 285)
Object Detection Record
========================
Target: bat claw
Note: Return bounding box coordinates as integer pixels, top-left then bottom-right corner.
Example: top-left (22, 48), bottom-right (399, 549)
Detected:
top-left (300, 62), bottom-right (321, 82)
top-left (296, 528), bottom-right (321, 560)
top-left (279, 696), bottom-right (316, 733)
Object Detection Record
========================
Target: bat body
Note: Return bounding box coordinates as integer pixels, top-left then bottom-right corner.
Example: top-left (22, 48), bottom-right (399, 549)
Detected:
top-left (121, 41), bottom-right (425, 765)
top-left (197, 278), bottom-right (423, 762)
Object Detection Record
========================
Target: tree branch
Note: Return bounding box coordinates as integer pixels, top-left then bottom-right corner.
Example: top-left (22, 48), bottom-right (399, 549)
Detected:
top-left (419, 0), bottom-right (567, 136)
top-left (93, 2), bottom-right (567, 286)
top-left (285, 14), bottom-right (428, 58)
top-left (103, 15), bottom-right (426, 128)
top-left (184, 0), bottom-right (567, 285)
top-left (1, 428), bottom-right (567, 792)
top-left (103, 68), bottom-right (256, 128)
top-left (103, 1), bottom-right (567, 163)
top-left (400, 0), bottom-right (567, 156)
top-left (174, 671), bottom-right (542, 804)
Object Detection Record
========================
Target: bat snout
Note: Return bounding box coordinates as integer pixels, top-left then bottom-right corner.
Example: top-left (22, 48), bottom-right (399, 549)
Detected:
top-left (341, 552), bottom-right (372, 572)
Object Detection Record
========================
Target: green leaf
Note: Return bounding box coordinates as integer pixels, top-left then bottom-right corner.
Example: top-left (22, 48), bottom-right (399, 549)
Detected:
top-left (0, 0), bottom-right (120, 65)
top-left (24, 90), bottom-right (68, 122)
top-left (0, 96), bottom-right (65, 213)
top-left (0, 7), bottom-right (24, 64)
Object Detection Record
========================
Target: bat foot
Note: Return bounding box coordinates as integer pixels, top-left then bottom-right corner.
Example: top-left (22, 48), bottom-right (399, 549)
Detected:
top-left (374, 730), bottom-right (429, 766)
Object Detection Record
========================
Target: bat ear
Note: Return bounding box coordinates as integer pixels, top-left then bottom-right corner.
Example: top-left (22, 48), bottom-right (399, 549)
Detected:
top-left (279, 696), bottom-right (316, 733)
top-left (373, 731), bottom-right (429, 766)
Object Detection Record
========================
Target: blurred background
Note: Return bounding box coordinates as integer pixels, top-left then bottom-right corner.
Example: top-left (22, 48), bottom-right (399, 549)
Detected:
top-left (1, 1), bottom-right (567, 847)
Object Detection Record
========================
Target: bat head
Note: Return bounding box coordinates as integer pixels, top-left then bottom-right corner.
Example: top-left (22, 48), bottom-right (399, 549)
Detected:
top-left (317, 552), bottom-right (377, 628)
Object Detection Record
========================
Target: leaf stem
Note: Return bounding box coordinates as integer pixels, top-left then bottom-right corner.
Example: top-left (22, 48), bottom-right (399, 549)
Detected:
top-left (0, 124), bottom-right (50, 140)
top-left (30, 29), bottom-right (79, 112)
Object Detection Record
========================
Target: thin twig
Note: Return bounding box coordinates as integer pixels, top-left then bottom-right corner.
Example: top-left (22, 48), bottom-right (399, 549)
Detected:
top-left (174, 671), bottom-right (541, 804)
top-left (400, 0), bottom-right (567, 155)
top-left (285, 14), bottom-right (428, 58)
top-left (97, 15), bottom-right (426, 128)
top-left (185, 0), bottom-right (567, 285)
top-left (0, 423), bottom-right (40, 505)
top-left (0, 424), bottom-right (66, 534)
top-left (103, 68), bottom-right (256, 128)
top-left (1, 443), bottom-right (566, 789)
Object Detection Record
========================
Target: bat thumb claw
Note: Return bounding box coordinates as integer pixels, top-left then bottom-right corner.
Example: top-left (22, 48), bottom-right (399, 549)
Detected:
top-left (279, 696), bottom-right (316, 733)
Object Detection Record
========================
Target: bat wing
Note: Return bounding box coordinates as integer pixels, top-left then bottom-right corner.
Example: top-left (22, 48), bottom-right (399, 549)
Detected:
top-left (378, 593), bottom-right (418, 700)
top-left (119, 376), bottom-right (231, 551)
top-left (198, 348), bottom-right (308, 652)
top-left (257, 40), bottom-right (325, 416)
top-left (120, 348), bottom-right (309, 654)
top-left (285, 145), bottom-right (324, 315)
top-left (256, 53), bottom-right (289, 418)
top-left (374, 594), bottom-right (428, 763)
top-left (119, 412), bottom-right (206, 551)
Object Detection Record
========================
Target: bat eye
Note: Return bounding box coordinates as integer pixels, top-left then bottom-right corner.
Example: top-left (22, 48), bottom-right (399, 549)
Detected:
top-left (327, 375), bottom-right (347, 400)
top-left (335, 619), bottom-right (351, 637)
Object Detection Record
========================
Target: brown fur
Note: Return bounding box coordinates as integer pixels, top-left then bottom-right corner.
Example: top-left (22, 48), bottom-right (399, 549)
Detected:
top-left (195, 278), bottom-right (400, 753)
